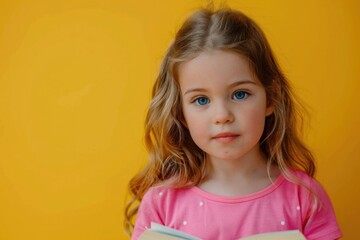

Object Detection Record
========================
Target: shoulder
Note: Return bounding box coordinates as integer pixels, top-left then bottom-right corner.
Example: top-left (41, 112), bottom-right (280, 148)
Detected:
top-left (278, 169), bottom-right (333, 211)
top-left (142, 185), bottom-right (193, 205)
top-left (134, 186), bottom-right (191, 240)
top-left (282, 169), bottom-right (322, 190)
top-left (286, 171), bottom-right (342, 239)
top-left (289, 169), bottom-right (315, 183)
top-left (143, 185), bottom-right (188, 197)
top-left (286, 169), bottom-right (328, 196)
top-left (137, 186), bottom-right (186, 223)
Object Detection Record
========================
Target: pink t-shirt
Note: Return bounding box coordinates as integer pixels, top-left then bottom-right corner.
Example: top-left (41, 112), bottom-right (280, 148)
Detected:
top-left (132, 170), bottom-right (342, 240)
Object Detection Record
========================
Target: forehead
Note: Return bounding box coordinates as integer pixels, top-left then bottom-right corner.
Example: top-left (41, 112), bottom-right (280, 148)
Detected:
top-left (177, 50), bottom-right (258, 88)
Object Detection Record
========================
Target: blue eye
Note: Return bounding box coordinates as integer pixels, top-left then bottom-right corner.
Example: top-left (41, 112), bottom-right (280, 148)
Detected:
top-left (233, 91), bottom-right (248, 100)
top-left (195, 97), bottom-right (210, 105)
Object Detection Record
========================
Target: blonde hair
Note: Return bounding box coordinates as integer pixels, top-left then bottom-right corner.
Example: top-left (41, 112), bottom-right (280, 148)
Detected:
top-left (125, 8), bottom-right (316, 234)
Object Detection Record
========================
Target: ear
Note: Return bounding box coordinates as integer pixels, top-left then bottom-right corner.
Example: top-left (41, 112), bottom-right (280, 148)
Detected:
top-left (180, 115), bottom-right (188, 128)
top-left (265, 102), bottom-right (274, 117)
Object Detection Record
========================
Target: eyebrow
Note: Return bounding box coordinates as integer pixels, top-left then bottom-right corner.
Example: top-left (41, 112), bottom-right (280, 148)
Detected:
top-left (183, 80), bottom-right (257, 95)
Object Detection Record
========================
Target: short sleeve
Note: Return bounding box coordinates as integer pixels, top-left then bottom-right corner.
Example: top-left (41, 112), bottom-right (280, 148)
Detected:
top-left (131, 188), bottom-right (164, 240)
top-left (302, 178), bottom-right (342, 240)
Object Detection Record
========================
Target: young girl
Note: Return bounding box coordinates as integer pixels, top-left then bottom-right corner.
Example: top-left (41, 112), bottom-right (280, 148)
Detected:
top-left (125, 7), bottom-right (342, 240)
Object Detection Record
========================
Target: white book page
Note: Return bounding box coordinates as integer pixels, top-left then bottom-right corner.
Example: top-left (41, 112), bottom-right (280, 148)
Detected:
top-left (150, 222), bottom-right (201, 240)
top-left (240, 230), bottom-right (306, 240)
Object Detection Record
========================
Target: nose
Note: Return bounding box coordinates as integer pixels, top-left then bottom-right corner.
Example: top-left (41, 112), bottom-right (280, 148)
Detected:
top-left (212, 101), bottom-right (234, 125)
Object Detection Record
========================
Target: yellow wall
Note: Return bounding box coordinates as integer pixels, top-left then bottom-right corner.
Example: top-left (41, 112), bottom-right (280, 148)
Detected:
top-left (0, 0), bottom-right (358, 239)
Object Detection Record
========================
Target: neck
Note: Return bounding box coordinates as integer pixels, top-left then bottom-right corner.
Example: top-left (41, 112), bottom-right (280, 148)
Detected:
top-left (207, 146), bottom-right (268, 178)
top-left (198, 147), bottom-right (280, 197)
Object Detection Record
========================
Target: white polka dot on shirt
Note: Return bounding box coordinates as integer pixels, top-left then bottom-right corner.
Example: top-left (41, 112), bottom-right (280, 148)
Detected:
top-left (280, 220), bottom-right (286, 225)
top-left (159, 192), bottom-right (163, 196)
top-left (183, 220), bottom-right (188, 225)
top-left (199, 201), bottom-right (204, 206)
top-left (296, 205), bottom-right (301, 211)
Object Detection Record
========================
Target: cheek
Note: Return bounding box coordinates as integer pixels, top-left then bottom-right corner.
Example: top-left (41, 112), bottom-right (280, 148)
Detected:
top-left (186, 117), bottom-right (205, 135)
top-left (182, 107), bottom-right (201, 127)
top-left (242, 109), bottom-right (267, 133)
top-left (182, 110), bottom-right (206, 139)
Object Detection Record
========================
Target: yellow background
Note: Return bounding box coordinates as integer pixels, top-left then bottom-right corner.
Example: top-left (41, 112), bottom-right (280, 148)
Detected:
top-left (0, 0), bottom-right (358, 239)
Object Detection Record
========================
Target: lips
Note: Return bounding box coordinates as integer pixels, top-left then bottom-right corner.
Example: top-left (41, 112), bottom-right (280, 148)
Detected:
top-left (212, 132), bottom-right (239, 143)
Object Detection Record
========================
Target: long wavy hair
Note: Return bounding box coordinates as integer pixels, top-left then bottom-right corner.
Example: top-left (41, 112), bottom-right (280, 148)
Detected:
top-left (125, 7), bottom-right (315, 235)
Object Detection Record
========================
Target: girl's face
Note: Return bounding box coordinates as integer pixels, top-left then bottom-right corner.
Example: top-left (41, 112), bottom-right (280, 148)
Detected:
top-left (178, 50), bottom-right (273, 163)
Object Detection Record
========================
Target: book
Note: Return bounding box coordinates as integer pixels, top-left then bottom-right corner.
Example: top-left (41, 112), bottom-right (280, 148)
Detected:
top-left (138, 222), bottom-right (306, 240)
